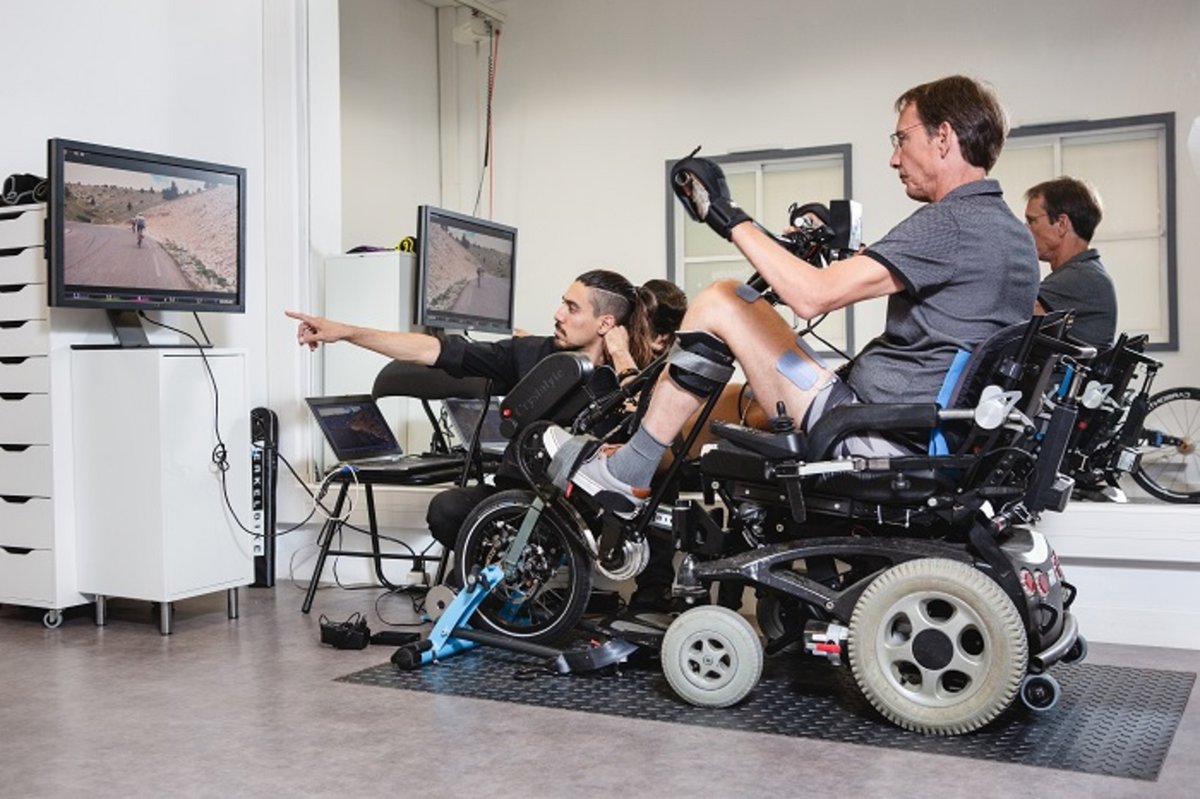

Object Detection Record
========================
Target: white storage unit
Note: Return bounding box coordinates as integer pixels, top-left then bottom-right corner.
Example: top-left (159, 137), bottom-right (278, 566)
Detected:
top-left (72, 348), bottom-right (254, 633)
top-left (0, 203), bottom-right (89, 626)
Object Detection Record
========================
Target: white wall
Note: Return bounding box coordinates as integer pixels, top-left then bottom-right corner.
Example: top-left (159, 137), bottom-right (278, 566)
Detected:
top-left (334, 0), bottom-right (1200, 384)
top-left (432, 0), bottom-right (1200, 385)
top-left (0, 0), bottom-right (327, 568)
top-left (339, 0), bottom-right (440, 250)
top-left (0, 0), bottom-right (270, 394)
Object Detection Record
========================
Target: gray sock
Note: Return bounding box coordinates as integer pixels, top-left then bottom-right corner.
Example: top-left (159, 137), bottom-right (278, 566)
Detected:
top-left (607, 427), bottom-right (669, 488)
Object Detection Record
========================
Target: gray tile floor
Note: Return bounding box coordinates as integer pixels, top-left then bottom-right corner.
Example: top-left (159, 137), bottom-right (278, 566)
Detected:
top-left (2, 585), bottom-right (1198, 799)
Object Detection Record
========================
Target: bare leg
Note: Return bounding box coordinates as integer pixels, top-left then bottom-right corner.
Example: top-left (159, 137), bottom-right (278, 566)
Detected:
top-left (568, 280), bottom-right (836, 509)
top-left (641, 280), bottom-right (833, 441)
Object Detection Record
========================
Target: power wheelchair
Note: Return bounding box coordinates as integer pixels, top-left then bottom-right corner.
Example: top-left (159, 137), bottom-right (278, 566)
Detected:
top-left (450, 308), bottom-right (1093, 735)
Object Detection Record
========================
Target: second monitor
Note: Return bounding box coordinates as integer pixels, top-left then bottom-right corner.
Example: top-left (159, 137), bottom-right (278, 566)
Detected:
top-left (416, 205), bottom-right (517, 334)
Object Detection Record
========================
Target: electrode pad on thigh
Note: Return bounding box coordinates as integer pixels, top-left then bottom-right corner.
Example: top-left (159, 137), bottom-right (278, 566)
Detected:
top-left (776, 349), bottom-right (826, 391)
top-left (735, 283), bottom-right (762, 303)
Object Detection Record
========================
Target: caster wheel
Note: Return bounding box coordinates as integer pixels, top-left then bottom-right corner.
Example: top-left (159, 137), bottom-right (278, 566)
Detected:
top-left (661, 606), bottom-right (763, 708)
top-left (1062, 633), bottom-right (1088, 664)
top-left (43, 610), bottom-right (64, 629)
top-left (1020, 673), bottom-right (1061, 712)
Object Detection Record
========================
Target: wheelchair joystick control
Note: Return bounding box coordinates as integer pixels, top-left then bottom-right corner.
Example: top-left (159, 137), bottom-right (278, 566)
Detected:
top-left (771, 401), bottom-right (795, 433)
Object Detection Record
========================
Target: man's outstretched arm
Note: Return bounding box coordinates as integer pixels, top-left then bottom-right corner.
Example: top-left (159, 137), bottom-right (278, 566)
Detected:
top-left (286, 309), bottom-right (442, 365)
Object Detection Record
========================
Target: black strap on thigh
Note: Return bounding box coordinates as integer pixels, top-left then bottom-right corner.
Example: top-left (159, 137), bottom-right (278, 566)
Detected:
top-left (667, 330), bottom-right (735, 398)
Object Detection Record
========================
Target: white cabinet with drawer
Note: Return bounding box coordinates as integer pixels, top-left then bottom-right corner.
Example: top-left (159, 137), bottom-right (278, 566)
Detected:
top-left (72, 349), bottom-right (253, 614)
top-left (0, 203), bottom-right (88, 626)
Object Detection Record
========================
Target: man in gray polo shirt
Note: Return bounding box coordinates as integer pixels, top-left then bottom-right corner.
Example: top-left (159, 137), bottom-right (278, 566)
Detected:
top-left (548, 75), bottom-right (1040, 518)
top-left (1024, 177), bottom-right (1117, 349)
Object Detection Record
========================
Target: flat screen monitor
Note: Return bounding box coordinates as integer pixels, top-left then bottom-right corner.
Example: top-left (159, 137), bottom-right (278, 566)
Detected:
top-left (47, 138), bottom-right (246, 343)
top-left (416, 205), bottom-right (516, 334)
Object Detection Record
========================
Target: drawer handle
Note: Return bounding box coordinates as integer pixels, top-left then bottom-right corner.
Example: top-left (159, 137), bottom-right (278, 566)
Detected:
top-left (0, 246), bottom-right (31, 257)
top-left (1, 546), bottom-right (34, 555)
top-left (0, 285), bottom-right (27, 294)
top-left (0, 320), bottom-right (31, 330)
top-left (0, 495), bottom-right (33, 504)
top-left (0, 357), bottom-right (30, 365)
top-left (0, 444), bottom-right (31, 452)
top-left (0, 393), bottom-right (30, 401)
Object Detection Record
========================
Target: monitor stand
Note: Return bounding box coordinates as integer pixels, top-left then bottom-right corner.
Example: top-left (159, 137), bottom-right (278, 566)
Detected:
top-left (71, 310), bottom-right (209, 350)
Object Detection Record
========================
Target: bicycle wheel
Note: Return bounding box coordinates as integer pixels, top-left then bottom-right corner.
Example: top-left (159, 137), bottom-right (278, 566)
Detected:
top-left (455, 489), bottom-right (593, 644)
top-left (1131, 386), bottom-right (1200, 503)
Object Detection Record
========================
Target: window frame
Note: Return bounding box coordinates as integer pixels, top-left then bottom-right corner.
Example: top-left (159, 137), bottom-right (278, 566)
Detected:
top-left (665, 144), bottom-right (855, 357)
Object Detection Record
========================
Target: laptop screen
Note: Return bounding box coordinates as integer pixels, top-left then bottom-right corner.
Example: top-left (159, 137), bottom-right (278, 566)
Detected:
top-left (306, 395), bottom-right (403, 461)
top-left (443, 397), bottom-right (508, 456)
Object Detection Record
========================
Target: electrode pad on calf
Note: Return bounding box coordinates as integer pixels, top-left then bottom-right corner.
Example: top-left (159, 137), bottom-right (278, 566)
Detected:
top-left (667, 331), bottom-right (735, 398)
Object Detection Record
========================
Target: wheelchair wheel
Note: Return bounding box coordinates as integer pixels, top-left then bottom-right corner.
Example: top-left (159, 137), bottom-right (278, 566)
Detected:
top-left (661, 606), bottom-right (763, 708)
top-left (847, 558), bottom-right (1027, 735)
top-left (455, 489), bottom-right (592, 645)
top-left (1131, 387), bottom-right (1200, 503)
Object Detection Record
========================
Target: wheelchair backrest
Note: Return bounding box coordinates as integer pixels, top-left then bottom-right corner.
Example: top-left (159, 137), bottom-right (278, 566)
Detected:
top-left (944, 311), bottom-right (1073, 413)
top-left (1087, 333), bottom-right (1154, 400)
top-left (956, 316), bottom-right (1096, 513)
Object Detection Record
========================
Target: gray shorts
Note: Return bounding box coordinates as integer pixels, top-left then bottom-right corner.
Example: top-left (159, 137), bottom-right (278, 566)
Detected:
top-left (803, 378), bottom-right (916, 459)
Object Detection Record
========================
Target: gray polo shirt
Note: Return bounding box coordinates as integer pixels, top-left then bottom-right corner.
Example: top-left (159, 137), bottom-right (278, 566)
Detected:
top-left (1038, 248), bottom-right (1117, 349)
top-left (852, 179), bottom-right (1039, 404)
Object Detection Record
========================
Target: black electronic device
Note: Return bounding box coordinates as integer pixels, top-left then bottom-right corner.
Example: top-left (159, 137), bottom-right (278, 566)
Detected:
top-left (46, 138), bottom-right (247, 347)
top-left (319, 613), bottom-right (370, 650)
top-left (250, 406), bottom-right (279, 588)
top-left (415, 204), bottom-right (516, 334)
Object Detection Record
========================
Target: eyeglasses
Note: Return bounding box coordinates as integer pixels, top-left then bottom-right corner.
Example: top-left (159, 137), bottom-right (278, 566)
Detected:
top-left (889, 122), bottom-right (926, 150)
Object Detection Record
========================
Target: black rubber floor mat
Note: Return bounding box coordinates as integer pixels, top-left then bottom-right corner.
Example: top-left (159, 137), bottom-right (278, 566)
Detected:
top-left (337, 652), bottom-right (1193, 781)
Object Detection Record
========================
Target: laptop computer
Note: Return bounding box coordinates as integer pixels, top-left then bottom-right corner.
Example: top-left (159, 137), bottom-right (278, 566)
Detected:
top-left (442, 397), bottom-right (509, 457)
top-left (306, 394), bottom-right (465, 476)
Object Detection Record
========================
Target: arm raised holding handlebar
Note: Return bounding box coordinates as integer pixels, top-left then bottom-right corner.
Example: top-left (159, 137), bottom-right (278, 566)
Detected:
top-left (670, 149), bottom-right (894, 318)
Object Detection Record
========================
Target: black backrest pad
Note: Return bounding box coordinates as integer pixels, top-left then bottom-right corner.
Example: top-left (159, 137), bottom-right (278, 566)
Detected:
top-left (372, 361), bottom-right (490, 401)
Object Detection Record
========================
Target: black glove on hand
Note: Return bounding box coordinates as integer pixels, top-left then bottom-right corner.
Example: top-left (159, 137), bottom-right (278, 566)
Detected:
top-left (670, 156), bottom-right (751, 241)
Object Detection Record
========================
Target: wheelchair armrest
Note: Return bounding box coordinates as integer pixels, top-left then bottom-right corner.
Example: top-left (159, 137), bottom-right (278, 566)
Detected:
top-left (806, 403), bottom-right (939, 460)
top-left (709, 420), bottom-right (806, 459)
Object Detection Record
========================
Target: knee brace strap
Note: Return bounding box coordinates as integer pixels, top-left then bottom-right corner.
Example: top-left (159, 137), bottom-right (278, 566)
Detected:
top-left (667, 330), bottom-right (735, 398)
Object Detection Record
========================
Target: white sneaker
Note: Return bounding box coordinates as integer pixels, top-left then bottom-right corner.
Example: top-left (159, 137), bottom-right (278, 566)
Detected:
top-left (542, 425), bottom-right (650, 519)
